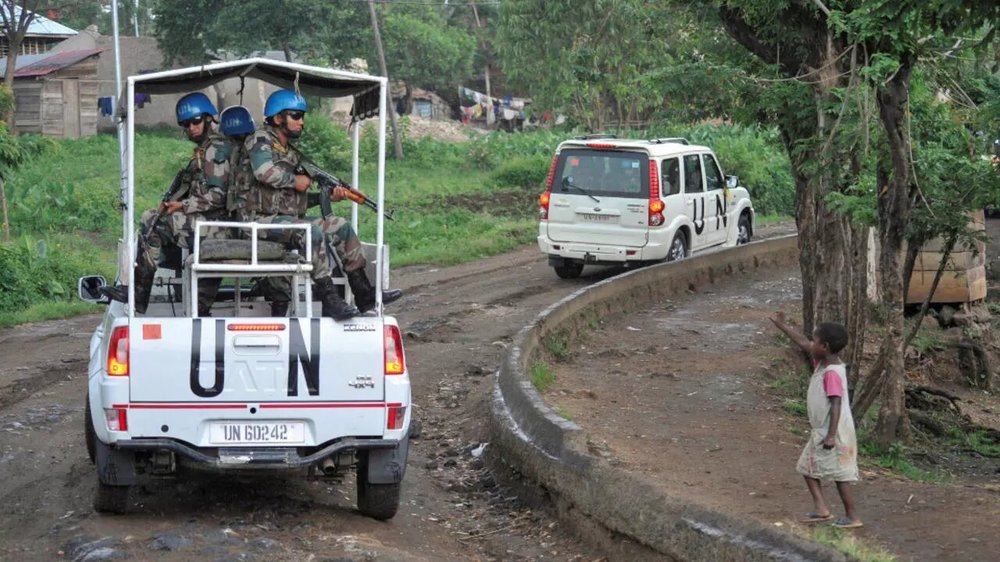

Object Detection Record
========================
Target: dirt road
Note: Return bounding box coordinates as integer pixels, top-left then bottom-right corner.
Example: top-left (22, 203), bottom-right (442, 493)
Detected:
top-left (0, 222), bottom-right (796, 562)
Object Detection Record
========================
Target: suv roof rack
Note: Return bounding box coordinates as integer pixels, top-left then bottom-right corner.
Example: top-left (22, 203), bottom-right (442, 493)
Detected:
top-left (575, 133), bottom-right (618, 140)
top-left (648, 137), bottom-right (689, 145)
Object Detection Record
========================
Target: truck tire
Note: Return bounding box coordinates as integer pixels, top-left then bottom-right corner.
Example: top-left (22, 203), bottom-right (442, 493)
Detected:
top-left (737, 213), bottom-right (752, 245)
top-left (667, 232), bottom-right (687, 261)
top-left (84, 394), bottom-right (96, 464)
top-left (94, 480), bottom-right (131, 515)
top-left (553, 261), bottom-right (584, 279)
top-left (356, 453), bottom-right (401, 520)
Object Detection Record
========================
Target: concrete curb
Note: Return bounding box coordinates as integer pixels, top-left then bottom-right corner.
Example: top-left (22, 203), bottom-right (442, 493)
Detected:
top-left (490, 236), bottom-right (854, 561)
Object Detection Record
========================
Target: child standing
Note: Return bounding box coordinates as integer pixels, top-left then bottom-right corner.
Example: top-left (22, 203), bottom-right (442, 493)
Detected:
top-left (770, 312), bottom-right (863, 528)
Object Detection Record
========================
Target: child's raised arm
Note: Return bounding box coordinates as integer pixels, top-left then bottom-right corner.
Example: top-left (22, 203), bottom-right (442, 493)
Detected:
top-left (769, 311), bottom-right (812, 356)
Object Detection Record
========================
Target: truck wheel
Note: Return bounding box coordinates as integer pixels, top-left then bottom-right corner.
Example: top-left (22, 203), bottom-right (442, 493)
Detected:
top-left (553, 262), bottom-right (584, 279)
top-left (737, 213), bottom-right (752, 245)
top-left (356, 454), bottom-right (401, 520)
top-left (667, 233), bottom-right (687, 261)
top-left (84, 394), bottom-right (96, 464)
top-left (94, 480), bottom-right (131, 515)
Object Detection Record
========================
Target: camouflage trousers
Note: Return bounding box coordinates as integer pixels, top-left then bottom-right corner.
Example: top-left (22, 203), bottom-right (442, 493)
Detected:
top-left (139, 208), bottom-right (230, 267)
top-left (139, 208), bottom-right (228, 310)
top-left (251, 213), bottom-right (366, 305)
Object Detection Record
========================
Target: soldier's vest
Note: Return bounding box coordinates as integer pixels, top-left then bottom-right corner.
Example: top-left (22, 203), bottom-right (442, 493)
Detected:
top-left (185, 133), bottom-right (232, 219)
top-left (232, 127), bottom-right (306, 219)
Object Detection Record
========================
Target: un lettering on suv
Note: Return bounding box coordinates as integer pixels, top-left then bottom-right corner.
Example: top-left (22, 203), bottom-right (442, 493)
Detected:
top-left (537, 138), bottom-right (755, 279)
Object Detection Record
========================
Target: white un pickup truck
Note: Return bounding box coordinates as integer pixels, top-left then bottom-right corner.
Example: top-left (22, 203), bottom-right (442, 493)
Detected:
top-left (77, 59), bottom-right (409, 520)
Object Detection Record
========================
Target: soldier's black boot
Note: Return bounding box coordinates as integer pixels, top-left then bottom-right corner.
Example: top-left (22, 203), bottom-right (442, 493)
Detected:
top-left (270, 299), bottom-right (290, 317)
top-left (314, 277), bottom-right (359, 321)
top-left (347, 269), bottom-right (403, 313)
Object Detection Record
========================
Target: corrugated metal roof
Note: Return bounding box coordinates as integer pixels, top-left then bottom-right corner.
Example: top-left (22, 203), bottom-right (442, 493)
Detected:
top-left (0, 53), bottom-right (47, 73)
top-left (13, 49), bottom-right (102, 78)
top-left (4, 5), bottom-right (78, 36)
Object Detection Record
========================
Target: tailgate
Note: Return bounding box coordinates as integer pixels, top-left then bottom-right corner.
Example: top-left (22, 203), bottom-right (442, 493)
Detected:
top-left (130, 317), bottom-right (384, 403)
top-left (126, 317), bottom-right (390, 445)
top-left (546, 193), bottom-right (649, 247)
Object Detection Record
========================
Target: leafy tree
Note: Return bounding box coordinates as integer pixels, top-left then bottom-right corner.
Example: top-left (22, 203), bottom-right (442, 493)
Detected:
top-left (497, 0), bottom-right (685, 130)
top-left (150, 0), bottom-right (367, 65)
top-left (378, 4), bottom-right (474, 113)
top-left (719, 0), bottom-right (1000, 445)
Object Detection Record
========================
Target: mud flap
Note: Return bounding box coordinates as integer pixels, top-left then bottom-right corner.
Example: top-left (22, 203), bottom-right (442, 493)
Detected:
top-left (366, 435), bottom-right (409, 484)
top-left (95, 440), bottom-right (137, 486)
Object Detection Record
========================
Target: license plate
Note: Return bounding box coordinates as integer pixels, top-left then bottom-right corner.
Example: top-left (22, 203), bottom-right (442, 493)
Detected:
top-left (209, 421), bottom-right (305, 444)
top-left (580, 213), bottom-right (617, 223)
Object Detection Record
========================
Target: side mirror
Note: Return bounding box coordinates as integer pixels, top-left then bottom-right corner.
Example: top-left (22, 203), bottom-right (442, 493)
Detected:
top-left (726, 175), bottom-right (739, 189)
top-left (78, 275), bottom-right (109, 303)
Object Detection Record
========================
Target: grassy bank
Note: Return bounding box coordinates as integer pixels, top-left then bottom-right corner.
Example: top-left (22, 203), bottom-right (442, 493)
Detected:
top-left (1, 119), bottom-right (795, 325)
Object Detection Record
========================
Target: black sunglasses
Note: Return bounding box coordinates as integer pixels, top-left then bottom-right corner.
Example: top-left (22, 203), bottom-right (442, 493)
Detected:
top-left (178, 115), bottom-right (206, 128)
top-left (283, 111), bottom-right (305, 121)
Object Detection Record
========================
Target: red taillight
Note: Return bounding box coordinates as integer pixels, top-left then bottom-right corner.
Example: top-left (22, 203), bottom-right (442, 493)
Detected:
top-left (384, 325), bottom-right (405, 375)
top-left (107, 326), bottom-right (129, 376)
top-left (648, 160), bottom-right (664, 227)
top-left (540, 155), bottom-right (558, 220)
top-left (387, 403), bottom-right (406, 430)
top-left (586, 142), bottom-right (616, 149)
top-left (105, 408), bottom-right (128, 431)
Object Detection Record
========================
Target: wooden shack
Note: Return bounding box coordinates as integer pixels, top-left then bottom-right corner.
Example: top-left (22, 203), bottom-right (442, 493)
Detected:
top-left (906, 210), bottom-right (987, 304)
top-left (11, 49), bottom-right (101, 138)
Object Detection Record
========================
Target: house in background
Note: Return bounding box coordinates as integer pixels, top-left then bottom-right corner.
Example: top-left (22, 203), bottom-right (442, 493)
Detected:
top-left (0, 6), bottom-right (76, 56)
top-left (7, 49), bottom-right (101, 138)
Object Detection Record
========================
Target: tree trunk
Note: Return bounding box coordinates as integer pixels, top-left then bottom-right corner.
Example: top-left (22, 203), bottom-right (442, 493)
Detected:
top-left (872, 54), bottom-right (915, 447)
top-left (403, 83), bottom-right (413, 115)
top-left (0, 175), bottom-right (9, 241)
top-left (367, 0), bottom-right (403, 160)
top-left (3, 47), bottom-right (17, 128)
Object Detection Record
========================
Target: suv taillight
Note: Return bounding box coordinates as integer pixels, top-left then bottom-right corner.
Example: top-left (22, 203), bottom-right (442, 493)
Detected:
top-left (648, 160), bottom-right (664, 226)
top-left (384, 325), bottom-right (405, 375)
top-left (107, 326), bottom-right (129, 376)
top-left (539, 155), bottom-right (558, 220)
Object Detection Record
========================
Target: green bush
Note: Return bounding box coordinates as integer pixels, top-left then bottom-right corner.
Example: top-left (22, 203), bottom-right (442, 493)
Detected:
top-left (295, 114), bottom-right (353, 172)
top-left (491, 154), bottom-right (551, 189)
top-left (0, 235), bottom-right (108, 314)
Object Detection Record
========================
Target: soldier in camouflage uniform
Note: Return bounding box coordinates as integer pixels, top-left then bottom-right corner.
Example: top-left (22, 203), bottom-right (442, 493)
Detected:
top-left (229, 89), bottom-right (402, 320)
top-left (102, 92), bottom-right (233, 315)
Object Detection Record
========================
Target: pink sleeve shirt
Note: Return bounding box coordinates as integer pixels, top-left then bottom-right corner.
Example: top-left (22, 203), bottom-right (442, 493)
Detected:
top-left (823, 370), bottom-right (844, 398)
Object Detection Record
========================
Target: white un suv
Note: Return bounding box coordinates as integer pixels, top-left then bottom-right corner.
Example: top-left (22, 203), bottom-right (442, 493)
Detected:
top-left (537, 136), bottom-right (755, 278)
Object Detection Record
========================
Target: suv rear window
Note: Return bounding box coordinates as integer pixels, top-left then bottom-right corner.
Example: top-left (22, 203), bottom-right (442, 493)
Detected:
top-left (555, 149), bottom-right (648, 198)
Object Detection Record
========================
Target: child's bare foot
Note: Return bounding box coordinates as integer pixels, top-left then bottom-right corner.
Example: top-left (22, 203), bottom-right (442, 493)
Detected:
top-left (831, 517), bottom-right (863, 528)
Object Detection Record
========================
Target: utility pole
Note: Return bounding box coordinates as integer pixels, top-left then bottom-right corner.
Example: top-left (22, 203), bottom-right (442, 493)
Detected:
top-left (471, 3), bottom-right (493, 126)
top-left (133, 0), bottom-right (139, 36)
top-left (367, 0), bottom-right (403, 160)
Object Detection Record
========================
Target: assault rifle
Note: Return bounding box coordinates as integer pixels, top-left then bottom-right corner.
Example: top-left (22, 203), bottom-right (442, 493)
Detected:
top-left (296, 159), bottom-right (395, 221)
top-left (143, 168), bottom-right (190, 239)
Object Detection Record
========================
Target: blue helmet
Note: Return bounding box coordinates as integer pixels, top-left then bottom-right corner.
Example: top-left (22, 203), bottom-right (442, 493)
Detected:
top-left (264, 89), bottom-right (307, 118)
top-left (176, 92), bottom-right (217, 123)
top-left (219, 105), bottom-right (256, 136)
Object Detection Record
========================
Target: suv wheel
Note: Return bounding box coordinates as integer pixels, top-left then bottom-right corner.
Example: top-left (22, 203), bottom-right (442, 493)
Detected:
top-left (667, 233), bottom-right (687, 261)
top-left (553, 261), bottom-right (584, 279)
top-left (356, 452), bottom-right (401, 520)
top-left (737, 214), bottom-right (752, 245)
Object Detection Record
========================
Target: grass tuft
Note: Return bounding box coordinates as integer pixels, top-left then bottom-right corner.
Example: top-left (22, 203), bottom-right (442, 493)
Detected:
top-left (531, 362), bottom-right (557, 393)
top-left (806, 526), bottom-right (896, 562)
